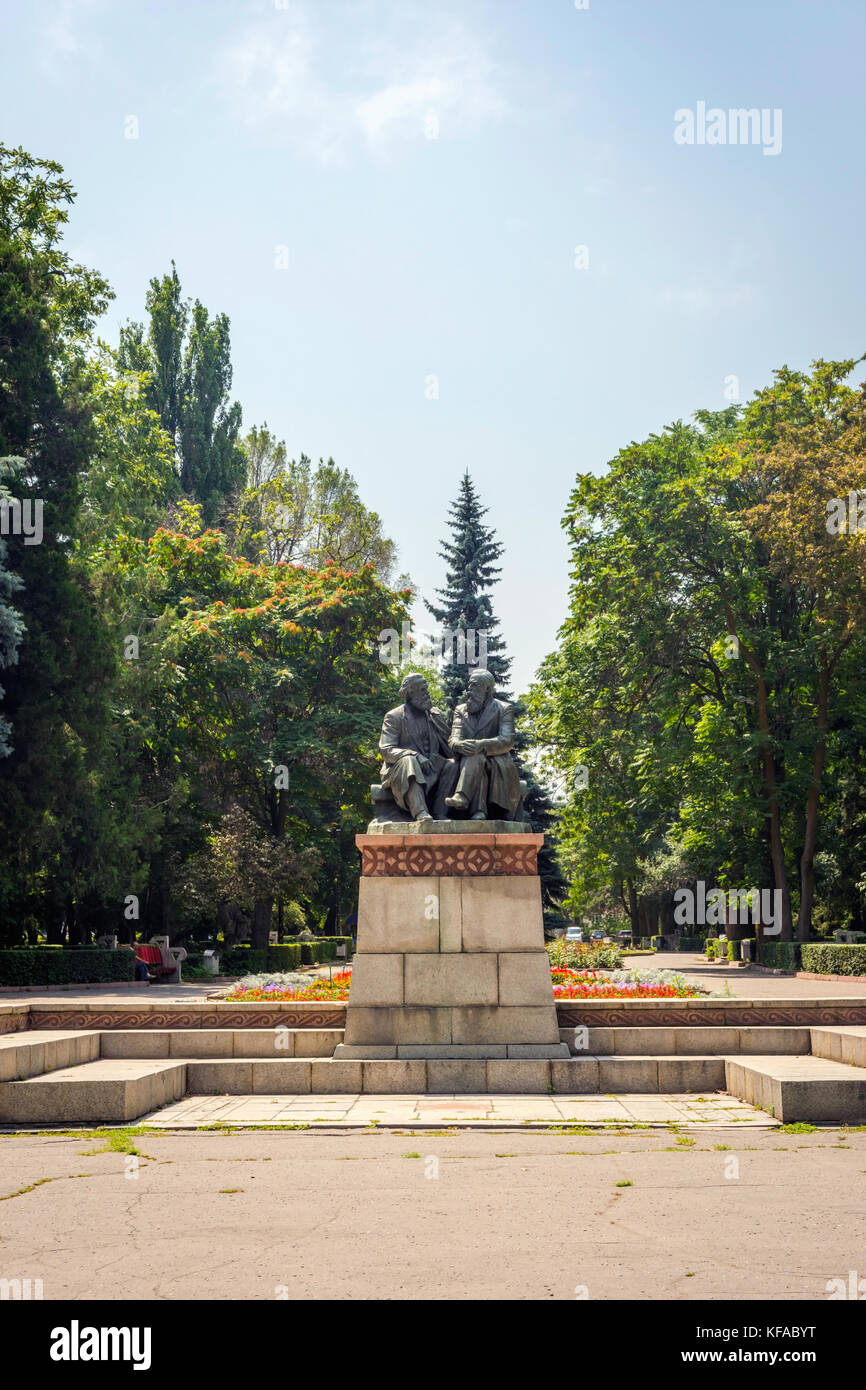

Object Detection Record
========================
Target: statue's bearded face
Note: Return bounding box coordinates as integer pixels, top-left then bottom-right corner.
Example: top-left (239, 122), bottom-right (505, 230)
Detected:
top-left (406, 681), bottom-right (431, 711)
top-left (466, 676), bottom-right (492, 713)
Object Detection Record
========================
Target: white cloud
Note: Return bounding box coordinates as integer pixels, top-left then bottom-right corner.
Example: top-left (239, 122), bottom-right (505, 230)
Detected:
top-left (219, 3), bottom-right (504, 163)
top-left (40, 0), bottom-right (103, 73)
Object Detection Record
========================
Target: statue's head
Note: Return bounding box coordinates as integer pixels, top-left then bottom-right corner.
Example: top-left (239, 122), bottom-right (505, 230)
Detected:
top-left (400, 672), bottom-right (432, 711)
top-left (466, 668), bottom-right (495, 713)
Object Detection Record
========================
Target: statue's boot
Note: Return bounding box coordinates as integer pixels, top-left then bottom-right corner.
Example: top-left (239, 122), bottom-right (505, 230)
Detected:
top-left (445, 792), bottom-right (469, 809)
top-left (407, 782), bottom-right (433, 821)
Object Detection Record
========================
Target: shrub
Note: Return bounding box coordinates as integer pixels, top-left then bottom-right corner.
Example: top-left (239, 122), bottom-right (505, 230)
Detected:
top-left (800, 943), bottom-right (866, 977)
top-left (673, 937), bottom-right (703, 952)
top-left (547, 940), bottom-right (623, 970)
top-left (757, 940), bottom-right (801, 971)
top-left (0, 948), bottom-right (136, 986)
top-left (218, 937), bottom-right (353, 974)
top-left (283, 936), bottom-right (354, 965)
top-left (727, 940), bottom-right (739, 961)
top-left (220, 947), bottom-right (268, 976)
top-left (705, 937), bottom-right (720, 959)
top-left (266, 944), bottom-right (303, 972)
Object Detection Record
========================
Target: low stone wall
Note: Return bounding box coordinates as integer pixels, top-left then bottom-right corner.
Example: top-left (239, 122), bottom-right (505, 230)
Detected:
top-left (4, 995), bottom-right (866, 1031)
top-left (556, 998), bottom-right (866, 1027)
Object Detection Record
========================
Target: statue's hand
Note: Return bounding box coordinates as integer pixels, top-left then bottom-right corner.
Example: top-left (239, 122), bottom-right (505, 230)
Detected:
top-left (416, 755), bottom-right (433, 775)
top-left (460, 740), bottom-right (480, 755)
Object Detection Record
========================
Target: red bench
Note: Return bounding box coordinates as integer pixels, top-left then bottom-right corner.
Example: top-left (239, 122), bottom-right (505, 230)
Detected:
top-left (135, 939), bottom-right (186, 984)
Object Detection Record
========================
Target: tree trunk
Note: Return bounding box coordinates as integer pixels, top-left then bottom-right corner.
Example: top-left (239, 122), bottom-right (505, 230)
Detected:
top-left (627, 880), bottom-right (640, 935)
top-left (724, 602), bottom-right (793, 939)
top-left (251, 899), bottom-right (273, 951)
top-left (797, 654), bottom-right (829, 941)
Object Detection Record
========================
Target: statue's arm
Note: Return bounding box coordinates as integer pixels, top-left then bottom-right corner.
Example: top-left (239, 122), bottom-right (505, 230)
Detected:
top-left (449, 707), bottom-right (472, 755)
top-left (479, 702), bottom-right (515, 756)
top-left (430, 709), bottom-right (454, 757)
top-left (379, 709), bottom-right (412, 764)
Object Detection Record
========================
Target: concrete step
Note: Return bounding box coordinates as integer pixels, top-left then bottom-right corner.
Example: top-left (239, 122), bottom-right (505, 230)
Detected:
top-left (0, 1030), bottom-right (100, 1081)
top-left (810, 1026), bottom-right (866, 1067)
top-left (182, 1054), bottom-right (728, 1095)
top-left (0, 1059), bottom-right (186, 1124)
top-left (725, 1055), bottom-right (866, 1123)
top-left (98, 1028), bottom-right (344, 1059)
top-left (568, 1026), bottom-right (811, 1056)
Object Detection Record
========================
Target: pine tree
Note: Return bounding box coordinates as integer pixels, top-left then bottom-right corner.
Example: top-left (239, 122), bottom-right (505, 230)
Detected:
top-left (426, 472), bottom-right (567, 910)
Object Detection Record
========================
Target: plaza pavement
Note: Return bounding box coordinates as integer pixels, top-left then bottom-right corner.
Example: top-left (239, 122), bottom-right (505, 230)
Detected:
top-left (649, 952), bottom-right (866, 997)
top-left (0, 1127), bottom-right (863, 1300)
top-left (140, 1091), bottom-right (775, 1128)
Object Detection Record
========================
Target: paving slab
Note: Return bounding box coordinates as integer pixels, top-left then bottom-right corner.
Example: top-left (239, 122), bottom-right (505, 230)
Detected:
top-left (134, 1091), bottom-right (780, 1128)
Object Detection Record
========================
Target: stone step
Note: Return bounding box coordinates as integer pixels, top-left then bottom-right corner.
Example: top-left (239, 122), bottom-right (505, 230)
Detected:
top-left (179, 1054), bottom-right (728, 1096)
top-left (0, 1030), bottom-right (100, 1081)
top-left (0, 1059), bottom-right (186, 1124)
top-left (810, 1026), bottom-right (866, 1067)
top-left (725, 1055), bottom-right (866, 1123)
top-left (568, 1026), bottom-right (812, 1057)
top-left (98, 1028), bottom-right (344, 1060)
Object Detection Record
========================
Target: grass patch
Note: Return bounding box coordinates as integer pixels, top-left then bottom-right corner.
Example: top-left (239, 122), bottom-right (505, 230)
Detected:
top-left (78, 1128), bottom-right (155, 1159)
top-left (778, 1122), bottom-right (819, 1134)
top-left (614, 1179), bottom-right (633, 1187)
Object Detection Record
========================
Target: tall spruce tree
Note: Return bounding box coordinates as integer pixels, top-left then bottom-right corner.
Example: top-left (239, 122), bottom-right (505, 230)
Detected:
top-left (426, 472), bottom-right (567, 910)
top-left (425, 471), bottom-right (511, 709)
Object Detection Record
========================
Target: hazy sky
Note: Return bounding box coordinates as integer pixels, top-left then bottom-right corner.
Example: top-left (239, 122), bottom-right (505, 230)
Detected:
top-left (3, 0), bottom-right (865, 691)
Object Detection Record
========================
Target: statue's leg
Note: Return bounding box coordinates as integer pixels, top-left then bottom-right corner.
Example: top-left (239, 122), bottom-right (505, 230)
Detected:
top-left (389, 753), bottom-right (431, 819)
top-left (446, 753), bottom-right (489, 818)
top-left (468, 759), bottom-right (489, 820)
top-left (431, 759), bottom-right (460, 819)
top-left (406, 781), bottom-right (432, 821)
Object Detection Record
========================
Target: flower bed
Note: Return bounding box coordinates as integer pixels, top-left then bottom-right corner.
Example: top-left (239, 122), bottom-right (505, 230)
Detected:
top-left (551, 967), bottom-right (705, 1000)
top-left (223, 971), bottom-right (352, 1002)
top-left (225, 964), bottom-right (708, 1003)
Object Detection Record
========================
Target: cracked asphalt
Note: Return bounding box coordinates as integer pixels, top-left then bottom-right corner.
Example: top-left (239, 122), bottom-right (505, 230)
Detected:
top-left (1, 1127), bottom-right (865, 1299)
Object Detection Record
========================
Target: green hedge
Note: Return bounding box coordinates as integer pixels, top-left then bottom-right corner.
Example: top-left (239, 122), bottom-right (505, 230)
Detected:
top-left (757, 940), bottom-right (801, 971)
top-left (219, 947), bottom-right (268, 976)
top-left (266, 944), bottom-right (302, 972)
top-left (0, 948), bottom-right (136, 986)
top-left (800, 943), bottom-right (866, 977)
top-left (705, 937), bottom-right (720, 959)
top-left (673, 937), bottom-right (704, 952)
top-left (218, 938), bottom-right (354, 975)
top-left (284, 936), bottom-right (354, 966)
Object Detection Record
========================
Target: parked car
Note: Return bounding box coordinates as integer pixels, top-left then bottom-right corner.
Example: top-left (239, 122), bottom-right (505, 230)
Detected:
top-left (590, 929), bottom-right (608, 942)
top-left (564, 927), bottom-right (585, 943)
top-left (616, 930), bottom-right (633, 945)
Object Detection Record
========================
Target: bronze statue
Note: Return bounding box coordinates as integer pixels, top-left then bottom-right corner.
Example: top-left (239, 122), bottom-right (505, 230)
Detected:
top-left (445, 669), bottom-right (522, 820)
top-left (378, 673), bottom-right (460, 821)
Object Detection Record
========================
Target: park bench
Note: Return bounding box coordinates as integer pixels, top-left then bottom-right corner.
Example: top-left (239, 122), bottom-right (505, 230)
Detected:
top-left (135, 937), bottom-right (187, 985)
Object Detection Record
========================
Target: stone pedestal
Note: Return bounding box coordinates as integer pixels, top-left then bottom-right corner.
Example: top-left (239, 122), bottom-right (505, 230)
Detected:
top-left (334, 823), bottom-right (568, 1061)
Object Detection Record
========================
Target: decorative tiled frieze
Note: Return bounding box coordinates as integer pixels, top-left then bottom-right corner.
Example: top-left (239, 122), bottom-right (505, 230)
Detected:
top-left (555, 1003), bottom-right (866, 1028)
top-left (26, 1005), bottom-right (348, 1030)
top-left (356, 832), bottom-right (542, 877)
